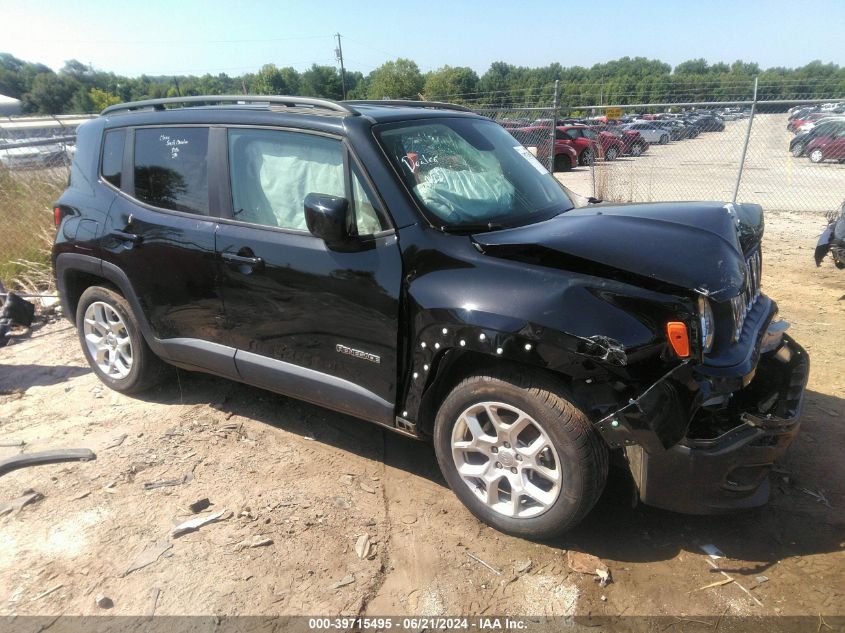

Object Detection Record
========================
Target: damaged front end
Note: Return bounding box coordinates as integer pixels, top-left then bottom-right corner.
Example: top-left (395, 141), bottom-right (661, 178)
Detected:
top-left (815, 200), bottom-right (845, 269)
top-left (599, 321), bottom-right (808, 514)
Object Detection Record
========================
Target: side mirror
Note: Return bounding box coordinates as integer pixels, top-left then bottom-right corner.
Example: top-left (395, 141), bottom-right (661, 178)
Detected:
top-left (304, 193), bottom-right (349, 246)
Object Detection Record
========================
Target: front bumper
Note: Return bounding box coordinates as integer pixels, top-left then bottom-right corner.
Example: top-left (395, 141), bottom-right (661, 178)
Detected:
top-left (625, 334), bottom-right (808, 514)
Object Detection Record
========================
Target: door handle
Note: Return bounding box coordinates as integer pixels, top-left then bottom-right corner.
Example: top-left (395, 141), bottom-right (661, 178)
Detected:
top-left (111, 229), bottom-right (142, 244)
top-left (222, 252), bottom-right (264, 272)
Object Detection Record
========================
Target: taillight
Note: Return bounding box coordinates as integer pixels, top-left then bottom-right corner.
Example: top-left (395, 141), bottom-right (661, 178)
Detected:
top-left (666, 321), bottom-right (691, 358)
top-left (54, 206), bottom-right (62, 228)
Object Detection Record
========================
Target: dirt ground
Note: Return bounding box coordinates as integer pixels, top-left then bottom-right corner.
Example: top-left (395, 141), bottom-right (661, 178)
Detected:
top-left (0, 209), bottom-right (843, 622)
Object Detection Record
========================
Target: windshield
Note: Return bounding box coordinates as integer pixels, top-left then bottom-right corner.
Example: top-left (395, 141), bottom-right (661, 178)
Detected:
top-left (375, 118), bottom-right (575, 230)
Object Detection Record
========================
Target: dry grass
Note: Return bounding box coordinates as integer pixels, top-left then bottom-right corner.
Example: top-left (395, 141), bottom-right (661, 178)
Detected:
top-left (0, 167), bottom-right (66, 290)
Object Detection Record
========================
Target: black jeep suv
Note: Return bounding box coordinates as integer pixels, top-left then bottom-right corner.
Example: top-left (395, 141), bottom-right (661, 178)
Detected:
top-left (53, 96), bottom-right (808, 538)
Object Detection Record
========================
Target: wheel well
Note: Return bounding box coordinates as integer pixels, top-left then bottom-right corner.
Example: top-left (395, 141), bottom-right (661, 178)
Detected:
top-left (415, 349), bottom-right (572, 438)
top-left (62, 270), bottom-right (117, 319)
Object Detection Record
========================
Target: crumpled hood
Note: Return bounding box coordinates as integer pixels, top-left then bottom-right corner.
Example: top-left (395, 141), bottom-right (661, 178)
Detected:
top-left (472, 201), bottom-right (763, 302)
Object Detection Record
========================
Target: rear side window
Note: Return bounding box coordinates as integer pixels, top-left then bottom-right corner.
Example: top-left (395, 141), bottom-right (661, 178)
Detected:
top-left (134, 127), bottom-right (209, 215)
top-left (101, 130), bottom-right (124, 188)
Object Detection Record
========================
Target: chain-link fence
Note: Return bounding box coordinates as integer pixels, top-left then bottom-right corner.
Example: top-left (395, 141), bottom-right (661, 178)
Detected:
top-left (0, 116), bottom-right (90, 288)
top-left (471, 85), bottom-right (845, 214)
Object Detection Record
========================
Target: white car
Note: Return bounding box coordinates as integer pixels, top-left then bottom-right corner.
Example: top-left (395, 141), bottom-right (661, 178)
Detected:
top-left (622, 122), bottom-right (671, 145)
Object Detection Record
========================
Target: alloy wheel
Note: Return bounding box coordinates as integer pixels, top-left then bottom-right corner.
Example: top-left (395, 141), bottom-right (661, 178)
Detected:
top-left (83, 301), bottom-right (133, 379)
top-left (450, 402), bottom-right (562, 518)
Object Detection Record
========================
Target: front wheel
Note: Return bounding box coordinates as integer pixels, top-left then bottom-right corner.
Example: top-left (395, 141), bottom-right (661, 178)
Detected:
top-left (605, 146), bottom-right (619, 161)
top-left (809, 148), bottom-right (824, 163)
top-left (791, 142), bottom-right (805, 157)
top-left (76, 286), bottom-right (166, 394)
top-left (630, 143), bottom-right (644, 157)
top-left (579, 149), bottom-right (595, 166)
top-left (659, 134), bottom-right (669, 145)
top-left (553, 154), bottom-right (572, 172)
top-left (433, 369), bottom-right (608, 539)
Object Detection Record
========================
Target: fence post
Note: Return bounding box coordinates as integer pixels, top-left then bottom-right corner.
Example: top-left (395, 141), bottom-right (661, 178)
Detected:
top-left (549, 79), bottom-right (560, 173)
top-left (732, 76), bottom-right (758, 203)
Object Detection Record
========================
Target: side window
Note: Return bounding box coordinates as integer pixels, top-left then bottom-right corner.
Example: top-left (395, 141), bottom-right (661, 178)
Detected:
top-left (566, 129), bottom-right (580, 140)
top-left (101, 129), bottom-right (124, 188)
top-left (351, 166), bottom-right (382, 236)
top-left (228, 128), bottom-right (344, 231)
top-left (133, 127), bottom-right (209, 215)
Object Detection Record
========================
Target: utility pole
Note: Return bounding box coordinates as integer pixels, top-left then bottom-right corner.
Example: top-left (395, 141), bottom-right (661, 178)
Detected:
top-left (335, 33), bottom-right (347, 100)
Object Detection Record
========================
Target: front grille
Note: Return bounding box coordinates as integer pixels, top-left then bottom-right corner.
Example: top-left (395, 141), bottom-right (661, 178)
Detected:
top-left (730, 248), bottom-right (762, 341)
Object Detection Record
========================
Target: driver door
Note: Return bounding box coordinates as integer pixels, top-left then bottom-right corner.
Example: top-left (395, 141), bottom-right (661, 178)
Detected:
top-left (215, 127), bottom-right (402, 424)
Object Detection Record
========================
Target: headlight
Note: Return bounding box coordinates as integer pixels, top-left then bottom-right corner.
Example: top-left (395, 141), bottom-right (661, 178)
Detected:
top-left (699, 297), bottom-right (715, 354)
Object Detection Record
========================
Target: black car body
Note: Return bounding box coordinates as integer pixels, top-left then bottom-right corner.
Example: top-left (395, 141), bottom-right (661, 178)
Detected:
top-left (53, 96), bottom-right (808, 537)
top-left (689, 115), bottom-right (726, 132)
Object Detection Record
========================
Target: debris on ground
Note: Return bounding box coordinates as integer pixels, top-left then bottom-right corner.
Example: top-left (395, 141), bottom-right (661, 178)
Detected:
top-left (188, 498), bottom-right (211, 514)
top-left (596, 567), bottom-right (613, 588)
top-left (172, 509), bottom-right (229, 538)
top-left (400, 514), bottom-right (417, 525)
top-left (95, 594), bottom-right (114, 609)
top-left (693, 578), bottom-right (734, 592)
top-left (148, 587), bottom-right (161, 616)
top-left (31, 584), bottom-right (63, 602)
top-left (567, 550), bottom-right (611, 582)
top-left (755, 575), bottom-right (770, 585)
top-left (0, 448), bottom-right (96, 477)
top-left (0, 439), bottom-right (25, 447)
top-left (0, 292), bottom-right (36, 348)
top-left (234, 536), bottom-right (273, 551)
top-left (339, 474), bottom-right (354, 486)
top-left (514, 560), bottom-right (533, 574)
top-left (121, 542), bottom-right (173, 577)
top-left (799, 487), bottom-right (832, 508)
top-left (355, 534), bottom-right (372, 559)
top-left (330, 574), bottom-right (355, 589)
top-left (104, 434), bottom-right (128, 450)
top-left (143, 474), bottom-right (192, 490)
top-left (0, 490), bottom-right (43, 517)
top-left (699, 544), bottom-right (725, 559)
top-left (359, 482), bottom-right (376, 494)
top-left (705, 558), bottom-right (763, 606)
top-left (467, 551), bottom-right (502, 575)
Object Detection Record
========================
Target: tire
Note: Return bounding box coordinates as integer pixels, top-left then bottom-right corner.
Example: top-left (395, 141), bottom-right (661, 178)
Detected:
top-left (553, 154), bottom-right (571, 172)
top-left (433, 368), bottom-right (608, 539)
top-left (791, 142), bottom-right (804, 157)
top-left (659, 134), bottom-right (669, 145)
top-left (604, 146), bottom-right (619, 161)
top-left (579, 149), bottom-right (594, 166)
top-left (809, 148), bottom-right (825, 163)
top-left (630, 143), bottom-right (644, 157)
top-left (76, 285), bottom-right (165, 394)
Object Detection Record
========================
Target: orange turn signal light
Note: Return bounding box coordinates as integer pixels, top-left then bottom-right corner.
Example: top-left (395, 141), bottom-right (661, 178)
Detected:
top-left (666, 321), bottom-right (690, 358)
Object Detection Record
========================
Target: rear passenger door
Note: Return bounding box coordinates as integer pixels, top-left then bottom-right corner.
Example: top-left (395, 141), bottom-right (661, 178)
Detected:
top-left (215, 127), bottom-right (402, 424)
top-left (101, 126), bottom-right (235, 377)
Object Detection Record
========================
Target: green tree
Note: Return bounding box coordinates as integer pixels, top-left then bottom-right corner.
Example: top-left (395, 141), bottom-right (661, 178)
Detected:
top-left (300, 64), bottom-right (341, 99)
top-left (367, 58), bottom-right (423, 100)
top-left (423, 65), bottom-right (478, 102)
top-left (23, 72), bottom-right (79, 113)
top-left (89, 87), bottom-right (121, 111)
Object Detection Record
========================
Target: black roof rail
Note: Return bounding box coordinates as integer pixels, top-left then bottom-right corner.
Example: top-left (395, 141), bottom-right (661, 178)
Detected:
top-left (101, 95), bottom-right (360, 116)
top-left (342, 99), bottom-right (473, 113)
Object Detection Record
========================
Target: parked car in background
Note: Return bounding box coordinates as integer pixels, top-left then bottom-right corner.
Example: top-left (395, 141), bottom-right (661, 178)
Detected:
top-left (537, 125), bottom-right (601, 166)
top-left (790, 120), bottom-right (845, 157)
top-left (604, 125), bottom-right (650, 156)
top-left (788, 112), bottom-right (828, 133)
top-left (622, 121), bottom-right (671, 145)
top-left (688, 115), bottom-right (725, 132)
top-left (806, 129), bottom-right (845, 163)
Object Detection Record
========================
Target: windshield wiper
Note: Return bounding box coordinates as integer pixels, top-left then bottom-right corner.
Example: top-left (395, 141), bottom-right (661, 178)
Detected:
top-left (439, 221), bottom-right (506, 233)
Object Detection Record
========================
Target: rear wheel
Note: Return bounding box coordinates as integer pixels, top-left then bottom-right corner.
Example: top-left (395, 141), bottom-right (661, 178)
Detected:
top-left (76, 286), bottom-right (165, 394)
top-left (433, 368), bottom-right (608, 539)
top-left (659, 134), bottom-right (669, 145)
top-left (791, 142), bottom-right (805, 157)
top-left (579, 148), bottom-right (595, 166)
top-left (809, 148), bottom-right (825, 163)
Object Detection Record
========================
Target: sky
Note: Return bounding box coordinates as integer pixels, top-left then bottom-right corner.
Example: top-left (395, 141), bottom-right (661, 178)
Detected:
top-left (2, 0), bottom-right (844, 77)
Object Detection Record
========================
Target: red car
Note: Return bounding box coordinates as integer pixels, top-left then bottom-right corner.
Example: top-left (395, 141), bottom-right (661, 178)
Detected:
top-left (590, 125), bottom-right (649, 157)
top-left (507, 125), bottom-right (578, 172)
top-left (806, 129), bottom-right (845, 163)
top-left (788, 112), bottom-right (828, 133)
top-left (538, 125), bottom-right (624, 167)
